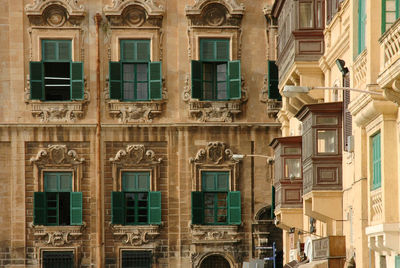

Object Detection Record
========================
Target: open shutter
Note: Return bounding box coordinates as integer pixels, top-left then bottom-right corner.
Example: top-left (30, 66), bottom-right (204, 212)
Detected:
top-left (148, 191), bottom-right (161, 224)
top-left (70, 192), bottom-right (82, 225)
top-left (149, 62), bottom-right (162, 100)
top-left (109, 61), bottom-right (122, 100)
top-left (343, 74), bottom-right (352, 151)
top-left (191, 60), bottom-right (202, 99)
top-left (111, 191), bottom-right (125, 225)
top-left (228, 191), bottom-right (241, 225)
top-left (271, 186), bottom-right (276, 219)
top-left (30, 61), bottom-right (44, 100)
top-left (228, 60), bottom-right (241, 99)
top-left (34, 192), bottom-right (46, 225)
top-left (71, 62), bottom-right (84, 100)
top-left (268, 60), bottom-right (281, 100)
top-left (191, 192), bottom-right (204, 225)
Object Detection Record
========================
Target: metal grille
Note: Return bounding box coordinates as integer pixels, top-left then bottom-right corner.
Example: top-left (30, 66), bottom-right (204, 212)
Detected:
top-left (200, 255), bottom-right (230, 268)
top-left (43, 251), bottom-right (74, 268)
top-left (122, 251), bottom-right (152, 268)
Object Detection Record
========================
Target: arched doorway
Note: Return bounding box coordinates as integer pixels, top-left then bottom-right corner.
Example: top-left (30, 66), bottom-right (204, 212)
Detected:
top-left (200, 255), bottom-right (230, 268)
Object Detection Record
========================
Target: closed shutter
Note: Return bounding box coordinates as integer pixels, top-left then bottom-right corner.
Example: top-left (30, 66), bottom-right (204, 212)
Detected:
top-left (109, 61), bottom-right (122, 99)
top-left (216, 173), bottom-right (229, 191)
top-left (30, 61), bottom-right (44, 100)
top-left (136, 41), bottom-right (150, 62)
top-left (268, 60), bottom-right (281, 100)
top-left (59, 173), bottom-right (72, 192)
top-left (372, 133), bottom-right (381, 190)
top-left (111, 191), bottom-right (125, 225)
top-left (358, 0), bottom-right (366, 54)
top-left (191, 60), bottom-right (202, 99)
top-left (148, 191), bottom-right (161, 224)
top-left (149, 62), bottom-right (162, 100)
top-left (216, 40), bottom-right (230, 61)
top-left (58, 41), bottom-right (71, 61)
top-left (228, 191), bottom-right (241, 225)
top-left (228, 60), bottom-right (241, 99)
top-left (71, 62), bottom-right (84, 100)
top-left (395, 255), bottom-right (400, 268)
top-left (43, 40), bottom-right (57, 61)
top-left (191, 192), bottom-right (204, 225)
top-left (271, 185), bottom-right (276, 219)
top-left (343, 73), bottom-right (352, 151)
top-left (200, 39), bottom-right (230, 61)
top-left (34, 192), bottom-right (46, 225)
top-left (70, 192), bottom-right (82, 225)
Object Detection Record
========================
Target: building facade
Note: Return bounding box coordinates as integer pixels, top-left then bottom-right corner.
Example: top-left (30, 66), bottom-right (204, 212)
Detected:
top-left (0, 0), bottom-right (284, 267)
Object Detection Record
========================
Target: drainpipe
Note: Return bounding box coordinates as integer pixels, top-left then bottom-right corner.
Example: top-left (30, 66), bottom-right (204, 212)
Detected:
top-left (94, 13), bottom-right (103, 268)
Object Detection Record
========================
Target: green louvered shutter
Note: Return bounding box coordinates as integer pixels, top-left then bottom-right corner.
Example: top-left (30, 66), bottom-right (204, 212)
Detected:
top-left (34, 192), bottom-right (46, 225)
top-left (191, 60), bottom-right (202, 99)
top-left (216, 40), bottom-right (230, 61)
top-left (372, 133), bottom-right (381, 190)
top-left (148, 191), bottom-right (161, 224)
top-left (111, 191), bottom-right (125, 225)
top-left (59, 173), bottom-right (72, 192)
top-left (71, 62), bottom-right (84, 100)
top-left (395, 255), bottom-right (400, 268)
top-left (109, 61), bottom-right (122, 100)
top-left (122, 41), bottom-right (135, 61)
top-left (149, 62), bottom-right (162, 100)
top-left (271, 185), bottom-right (276, 219)
top-left (191, 192), bottom-right (204, 225)
top-left (358, 0), bottom-right (366, 54)
top-left (58, 41), bottom-right (71, 61)
top-left (216, 172), bottom-right (229, 191)
top-left (228, 191), bottom-right (241, 225)
top-left (228, 60), bottom-right (241, 99)
top-left (136, 41), bottom-right (150, 62)
top-left (268, 60), bottom-right (281, 100)
top-left (42, 40), bottom-right (57, 61)
top-left (70, 192), bottom-right (82, 225)
top-left (30, 61), bottom-right (44, 100)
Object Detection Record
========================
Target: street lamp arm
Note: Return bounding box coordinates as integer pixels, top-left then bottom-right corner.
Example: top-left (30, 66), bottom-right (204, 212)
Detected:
top-left (232, 154), bottom-right (274, 163)
top-left (283, 85), bottom-right (383, 97)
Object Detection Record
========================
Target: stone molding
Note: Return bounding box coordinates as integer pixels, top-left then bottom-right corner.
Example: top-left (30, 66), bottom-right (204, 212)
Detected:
top-left (190, 247), bottom-right (243, 268)
top-left (25, 0), bottom-right (85, 27)
top-left (110, 224), bottom-right (161, 247)
top-left (183, 74), bottom-right (248, 122)
top-left (110, 144), bottom-right (162, 191)
top-left (30, 144), bottom-right (85, 192)
top-left (30, 223), bottom-right (86, 247)
top-left (191, 225), bottom-right (241, 244)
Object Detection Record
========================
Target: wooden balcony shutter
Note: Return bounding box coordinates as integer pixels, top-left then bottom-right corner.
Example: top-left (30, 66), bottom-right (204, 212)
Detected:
top-left (148, 191), bottom-right (162, 224)
top-left (70, 192), bottom-right (82, 225)
top-left (228, 60), bottom-right (241, 99)
top-left (34, 192), bottom-right (46, 225)
top-left (343, 73), bottom-right (352, 151)
top-left (109, 61), bottom-right (122, 100)
top-left (149, 62), bottom-right (162, 100)
top-left (228, 191), bottom-right (241, 225)
top-left (111, 191), bottom-right (125, 224)
top-left (191, 191), bottom-right (204, 224)
top-left (71, 62), bottom-right (84, 100)
top-left (30, 61), bottom-right (44, 100)
top-left (191, 60), bottom-right (202, 99)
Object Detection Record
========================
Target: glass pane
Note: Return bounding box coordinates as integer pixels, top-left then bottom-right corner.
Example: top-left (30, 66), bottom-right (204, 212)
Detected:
top-left (317, 130), bottom-right (337, 153)
top-left (47, 209), bottom-right (57, 216)
top-left (205, 216), bottom-right (214, 224)
top-left (299, 2), bottom-right (313, 28)
top-left (203, 82), bottom-right (213, 100)
top-left (204, 194), bottom-right (214, 207)
top-left (284, 147), bottom-right (301, 155)
top-left (317, 1), bottom-right (322, 28)
top-left (284, 158), bottom-right (301, 178)
top-left (217, 63), bottom-right (227, 81)
top-left (123, 64), bottom-right (134, 81)
top-left (124, 83), bottom-right (135, 100)
top-left (316, 116), bottom-right (338, 125)
top-left (203, 63), bottom-right (213, 81)
top-left (136, 64), bottom-right (148, 81)
top-left (136, 83), bottom-right (148, 100)
top-left (217, 82), bottom-right (227, 99)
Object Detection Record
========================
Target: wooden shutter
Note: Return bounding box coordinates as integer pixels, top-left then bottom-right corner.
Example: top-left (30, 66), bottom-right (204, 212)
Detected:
top-left (228, 191), bottom-right (241, 225)
top-left (395, 255), bottom-right (400, 268)
top-left (71, 62), bottom-right (84, 100)
top-left (70, 192), bottom-right (82, 225)
top-left (34, 192), bottom-right (46, 225)
top-left (137, 172), bottom-right (150, 191)
top-left (59, 173), bottom-right (72, 192)
top-left (30, 61), bottom-right (44, 100)
top-left (228, 60), bottom-right (241, 99)
top-left (271, 185), bottom-right (276, 219)
top-left (216, 173), bottom-right (229, 191)
top-left (58, 41), bottom-right (72, 61)
top-left (42, 40), bottom-right (57, 61)
top-left (122, 40), bottom-right (135, 61)
top-left (109, 61), bottom-right (122, 100)
top-left (191, 60), bottom-right (202, 99)
top-left (372, 133), bottom-right (381, 190)
top-left (148, 191), bottom-right (162, 224)
top-left (343, 74), bottom-right (352, 151)
top-left (268, 60), bottom-right (281, 100)
top-left (191, 192), bottom-right (204, 224)
top-left (201, 40), bottom-right (215, 61)
top-left (136, 41), bottom-right (150, 62)
top-left (358, 0), bottom-right (366, 54)
top-left (111, 191), bottom-right (125, 225)
top-left (216, 40), bottom-right (230, 61)
top-left (149, 62), bottom-right (162, 100)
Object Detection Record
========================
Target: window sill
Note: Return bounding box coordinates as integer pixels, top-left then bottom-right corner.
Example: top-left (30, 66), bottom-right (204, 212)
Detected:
top-left (108, 99), bottom-right (164, 123)
top-left (110, 224), bottom-right (161, 246)
top-left (191, 224), bottom-right (241, 244)
top-left (30, 222), bottom-right (86, 246)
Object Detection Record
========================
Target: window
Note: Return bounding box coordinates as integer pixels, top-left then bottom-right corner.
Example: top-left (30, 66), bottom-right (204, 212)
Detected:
top-left (358, 0), bottom-right (366, 54)
top-left (121, 251), bottom-right (152, 268)
top-left (30, 40), bottom-right (84, 101)
top-left (372, 132), bottom-right (382, 190)
top-left (42, 251), bottom-right (74, 268)
top-left (382, 0), bottom-right (399, 34)
top-left (34, 172), bottom-right (82, 226)
top-left (268, 61), bottom-right (281, 100)
top-left (326, 0), bottom-right (340, 24)
top-left (299, 2), bottom-right (313, 28)
top-left (191, 171), bottom-right (241, 225)
top-left (317, 130), bottom-right (337, 154)
top-left (111, 172), bottom-right (161, 225)
top-left (191, 39), bottom-right (241, 101)
top-left (109, 40), bottom-right (162, 101)
top-left (284, 158), bottom-right (301, 178)
top-left (395, 255), bottom-right (400, 268)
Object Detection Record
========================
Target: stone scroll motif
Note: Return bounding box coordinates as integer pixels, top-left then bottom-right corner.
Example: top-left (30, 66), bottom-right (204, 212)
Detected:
top-left (260, 74), bottom-right (282, 118)
top-left (110, 144), bottom-right (162, 165)
top-left (110, 224), bottom-right (160, 247)
top-left (190, 141), bottom-right (235, 165)
top-left (30, 223), bottom-right (86, 247)
top-left (191, 225), bottom-right (240, 244)
top-left (31, 144), bottom-right (84, 166)
top-left (25, 0), bottom-right (85, 27)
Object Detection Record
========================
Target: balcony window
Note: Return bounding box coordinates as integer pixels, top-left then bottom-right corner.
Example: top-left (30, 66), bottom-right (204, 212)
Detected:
top-left (30, 40), bottom-right (84, 101)
top-left (299, 2), bottom-right (313, 28)
top-left (285, 158), bottom-right (301, 178)
top-left (191, 39), bottom-right (241, 101)
top-left (372, 132), bottom-right (382, 190)
top-left (109, 40), bottom-right (162, 101)
top-left (317, 130), bottom-right (337, 154)
top-left (382, 0), bottom-right (399, 34)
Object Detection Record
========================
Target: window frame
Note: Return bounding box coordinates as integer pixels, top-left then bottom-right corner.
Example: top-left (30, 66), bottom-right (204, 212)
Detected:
top-left (371, 132), bottom-right (382, 190)
top-left (316, 128), bottom-right (338, 155)
top-left (381, 0), bottom-right (400, 34)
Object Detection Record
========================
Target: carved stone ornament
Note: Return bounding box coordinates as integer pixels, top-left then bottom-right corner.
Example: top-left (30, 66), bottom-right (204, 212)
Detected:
top-left (183, 74), bottom-right (248, 122)
top-left (185, 0), bottom-right (245, 27)
top-left (383, 79), bottom-right (400, 105)
top-left (260, 74), bottom-right (282, 118)
top-left (191, 225), bottom-right (240, 244)
top-left (110, 224), bottom-right (160, 247)
top-left (31, 144), bottom-right (84, 166)
top-left (190, 141), bottom-right (235, 165)
top-left (25, 0), bottom-right (85, 27)
top-left (104, 0), bottom-right (164, 27)
top-left (110, 144), bottom-right (162, 165)
top-left (30, 223), bottom-right (86, 246)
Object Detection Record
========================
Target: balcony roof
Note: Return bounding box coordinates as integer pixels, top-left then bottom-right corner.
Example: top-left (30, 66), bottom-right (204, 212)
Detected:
top-left (269, 135), bottom-right (302, 149)
top-left (295, 102), bottom-right (343, 122)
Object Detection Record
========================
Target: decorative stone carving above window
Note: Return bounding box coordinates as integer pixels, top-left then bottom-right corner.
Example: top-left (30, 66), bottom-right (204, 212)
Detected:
top-left (25, 0), bottom-right (85, 27)
top-left (191, 225), bottom-right (240, 244)
top-left (260, 75), bottom-right (282, 118)
top-left (190, 141), bottom-right (239, 191)
top-left (30, 223), bottom-right (86, 246)
top-left (104, 0), bottom-right (164, 28)
top-left (110, 224), bottom-right (161, 247)
top-left (110, 144), bottom-right (162, 191)
top-left (30, 144), bottom-right (85, 192)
